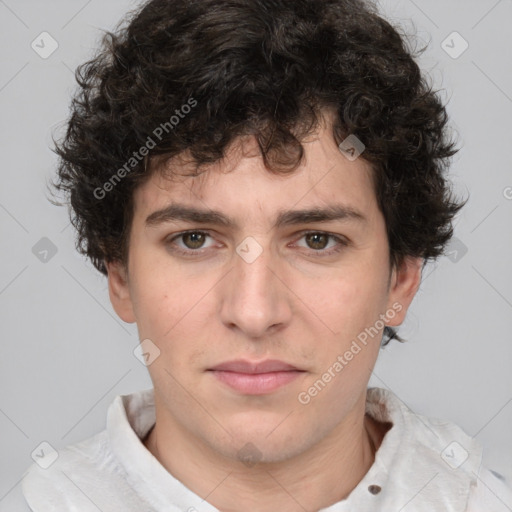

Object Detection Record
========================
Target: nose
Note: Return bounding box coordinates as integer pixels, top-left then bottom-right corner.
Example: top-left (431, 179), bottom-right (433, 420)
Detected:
top-left (218, 238), bottom-right (292, 339)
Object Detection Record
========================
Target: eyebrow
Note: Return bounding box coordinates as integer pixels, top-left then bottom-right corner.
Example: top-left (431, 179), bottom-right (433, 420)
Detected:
top-left (145, 203), bottom-right (366, 230)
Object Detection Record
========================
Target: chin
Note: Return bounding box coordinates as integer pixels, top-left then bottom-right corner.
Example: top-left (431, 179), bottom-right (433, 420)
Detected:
top-left (214, 427), bottom-right (311, 466)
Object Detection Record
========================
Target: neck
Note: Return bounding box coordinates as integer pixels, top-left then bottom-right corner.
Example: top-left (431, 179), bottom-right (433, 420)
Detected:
top-left (143, 397), bottom-right (386, 512)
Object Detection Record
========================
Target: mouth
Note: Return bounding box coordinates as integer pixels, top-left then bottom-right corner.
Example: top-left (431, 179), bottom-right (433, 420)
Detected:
top-left (207, 359), bottom-right (306, 395)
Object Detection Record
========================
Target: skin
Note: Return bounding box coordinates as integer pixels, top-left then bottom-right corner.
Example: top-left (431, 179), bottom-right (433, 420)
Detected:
top-left (107, 113), bottom-right (422, 512)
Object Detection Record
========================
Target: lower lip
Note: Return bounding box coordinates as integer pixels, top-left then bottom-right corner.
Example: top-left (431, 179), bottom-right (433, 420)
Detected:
top-left (209, 370), bottom-right (304, 394)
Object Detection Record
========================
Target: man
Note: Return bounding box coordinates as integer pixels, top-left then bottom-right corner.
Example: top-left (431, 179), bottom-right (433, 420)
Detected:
top-left (22, 0), bottom-right (512, 510)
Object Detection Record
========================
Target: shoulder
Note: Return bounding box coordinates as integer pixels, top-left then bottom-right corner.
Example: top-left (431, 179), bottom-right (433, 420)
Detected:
top-left (365, 388), bottom-right (512, 510)
top-left (466, 466), bottom-right (512, 511)
top-left (21, 430), bottom-right (129, 511)
top-left (22, 389), bottom-right (157, 511)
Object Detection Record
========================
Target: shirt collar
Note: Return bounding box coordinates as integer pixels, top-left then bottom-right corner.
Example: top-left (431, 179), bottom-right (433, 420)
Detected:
top-left (107, 387), bottom-right (483, 511)
top-left (107, 387), bottom-right (219, 511)
top-left (319, 387), bottom-right (483, 511)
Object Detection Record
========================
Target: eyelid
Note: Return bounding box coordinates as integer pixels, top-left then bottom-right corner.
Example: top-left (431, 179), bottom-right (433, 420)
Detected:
top-left (290, 230), bottom-right (349, 255)
top-left (166, 230), bottom-right (217, 252)
top-left (165, 229), bottom-right (349, 257)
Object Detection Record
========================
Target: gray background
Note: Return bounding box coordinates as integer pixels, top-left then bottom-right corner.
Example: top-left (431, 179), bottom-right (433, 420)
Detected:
top-left (1, 0), bottom-right (511, 509)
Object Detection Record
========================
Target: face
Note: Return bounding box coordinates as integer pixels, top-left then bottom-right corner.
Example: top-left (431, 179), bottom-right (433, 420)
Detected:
top-left (107, 115), bottom-right (421, 465)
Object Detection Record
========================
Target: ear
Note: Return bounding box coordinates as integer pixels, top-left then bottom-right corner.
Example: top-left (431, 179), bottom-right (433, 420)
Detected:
top-left (385, 256), bottom-right (423, 326)
top-left (105, 260), bottom-right (136, 323)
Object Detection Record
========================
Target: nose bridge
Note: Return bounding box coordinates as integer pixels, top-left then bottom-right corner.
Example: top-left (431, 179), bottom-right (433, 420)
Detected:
top-left (219, 236), bottom-right (290, 336)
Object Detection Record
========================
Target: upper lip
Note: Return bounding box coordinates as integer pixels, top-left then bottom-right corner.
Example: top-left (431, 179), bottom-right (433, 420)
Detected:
top-left (208, 359), bottom-right (302, 374)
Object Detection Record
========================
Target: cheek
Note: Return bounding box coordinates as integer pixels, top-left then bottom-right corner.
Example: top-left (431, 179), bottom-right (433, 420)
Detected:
top-left (129, 260), bottom-right (216, 368)
top-left (128, 257), bottom-right (184, 340)
top-left (296, 275), bottom-right (386, 413)
top-left (129, 245), bottom-right (193, 328)
top-left (298, 265), bottom-right (389, 340)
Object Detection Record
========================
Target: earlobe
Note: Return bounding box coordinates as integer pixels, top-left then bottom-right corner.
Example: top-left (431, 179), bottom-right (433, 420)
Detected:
top-left (386, 256), bottom-right (423, 326)
top-left (105, 260), bottom-right (136, 323)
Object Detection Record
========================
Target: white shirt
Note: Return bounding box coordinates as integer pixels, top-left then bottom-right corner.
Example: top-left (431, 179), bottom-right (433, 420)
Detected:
top-left (22, 387), bottom-right (512, 511)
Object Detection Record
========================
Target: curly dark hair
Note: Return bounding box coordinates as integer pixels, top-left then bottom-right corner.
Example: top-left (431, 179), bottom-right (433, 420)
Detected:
top-left (51, 0), bottom-right (464, 343)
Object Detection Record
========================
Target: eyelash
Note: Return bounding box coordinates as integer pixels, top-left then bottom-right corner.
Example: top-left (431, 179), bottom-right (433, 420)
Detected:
top-left (165, 230), bottom-right (348, 257)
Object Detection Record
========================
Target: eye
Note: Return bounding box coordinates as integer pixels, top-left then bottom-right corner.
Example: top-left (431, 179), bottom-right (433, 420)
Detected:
top-left (165, 230), bottom-right (348, 258)
top-left (294, 232), bottom-right (348, 256)
top-left (166, 231), bottom-right (216, 255)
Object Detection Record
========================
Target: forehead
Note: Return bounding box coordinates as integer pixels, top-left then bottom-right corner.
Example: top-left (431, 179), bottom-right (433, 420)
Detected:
top-left (132, 125), bottom-right (377, 224)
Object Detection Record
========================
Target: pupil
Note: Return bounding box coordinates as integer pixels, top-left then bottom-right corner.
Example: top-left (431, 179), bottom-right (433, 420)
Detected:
top-left (185, 233), bottom-right (204, 248)
top-left (307, 233), bottom-right (327, 250)
top-left (182, 233), bottom-right (328, 250)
